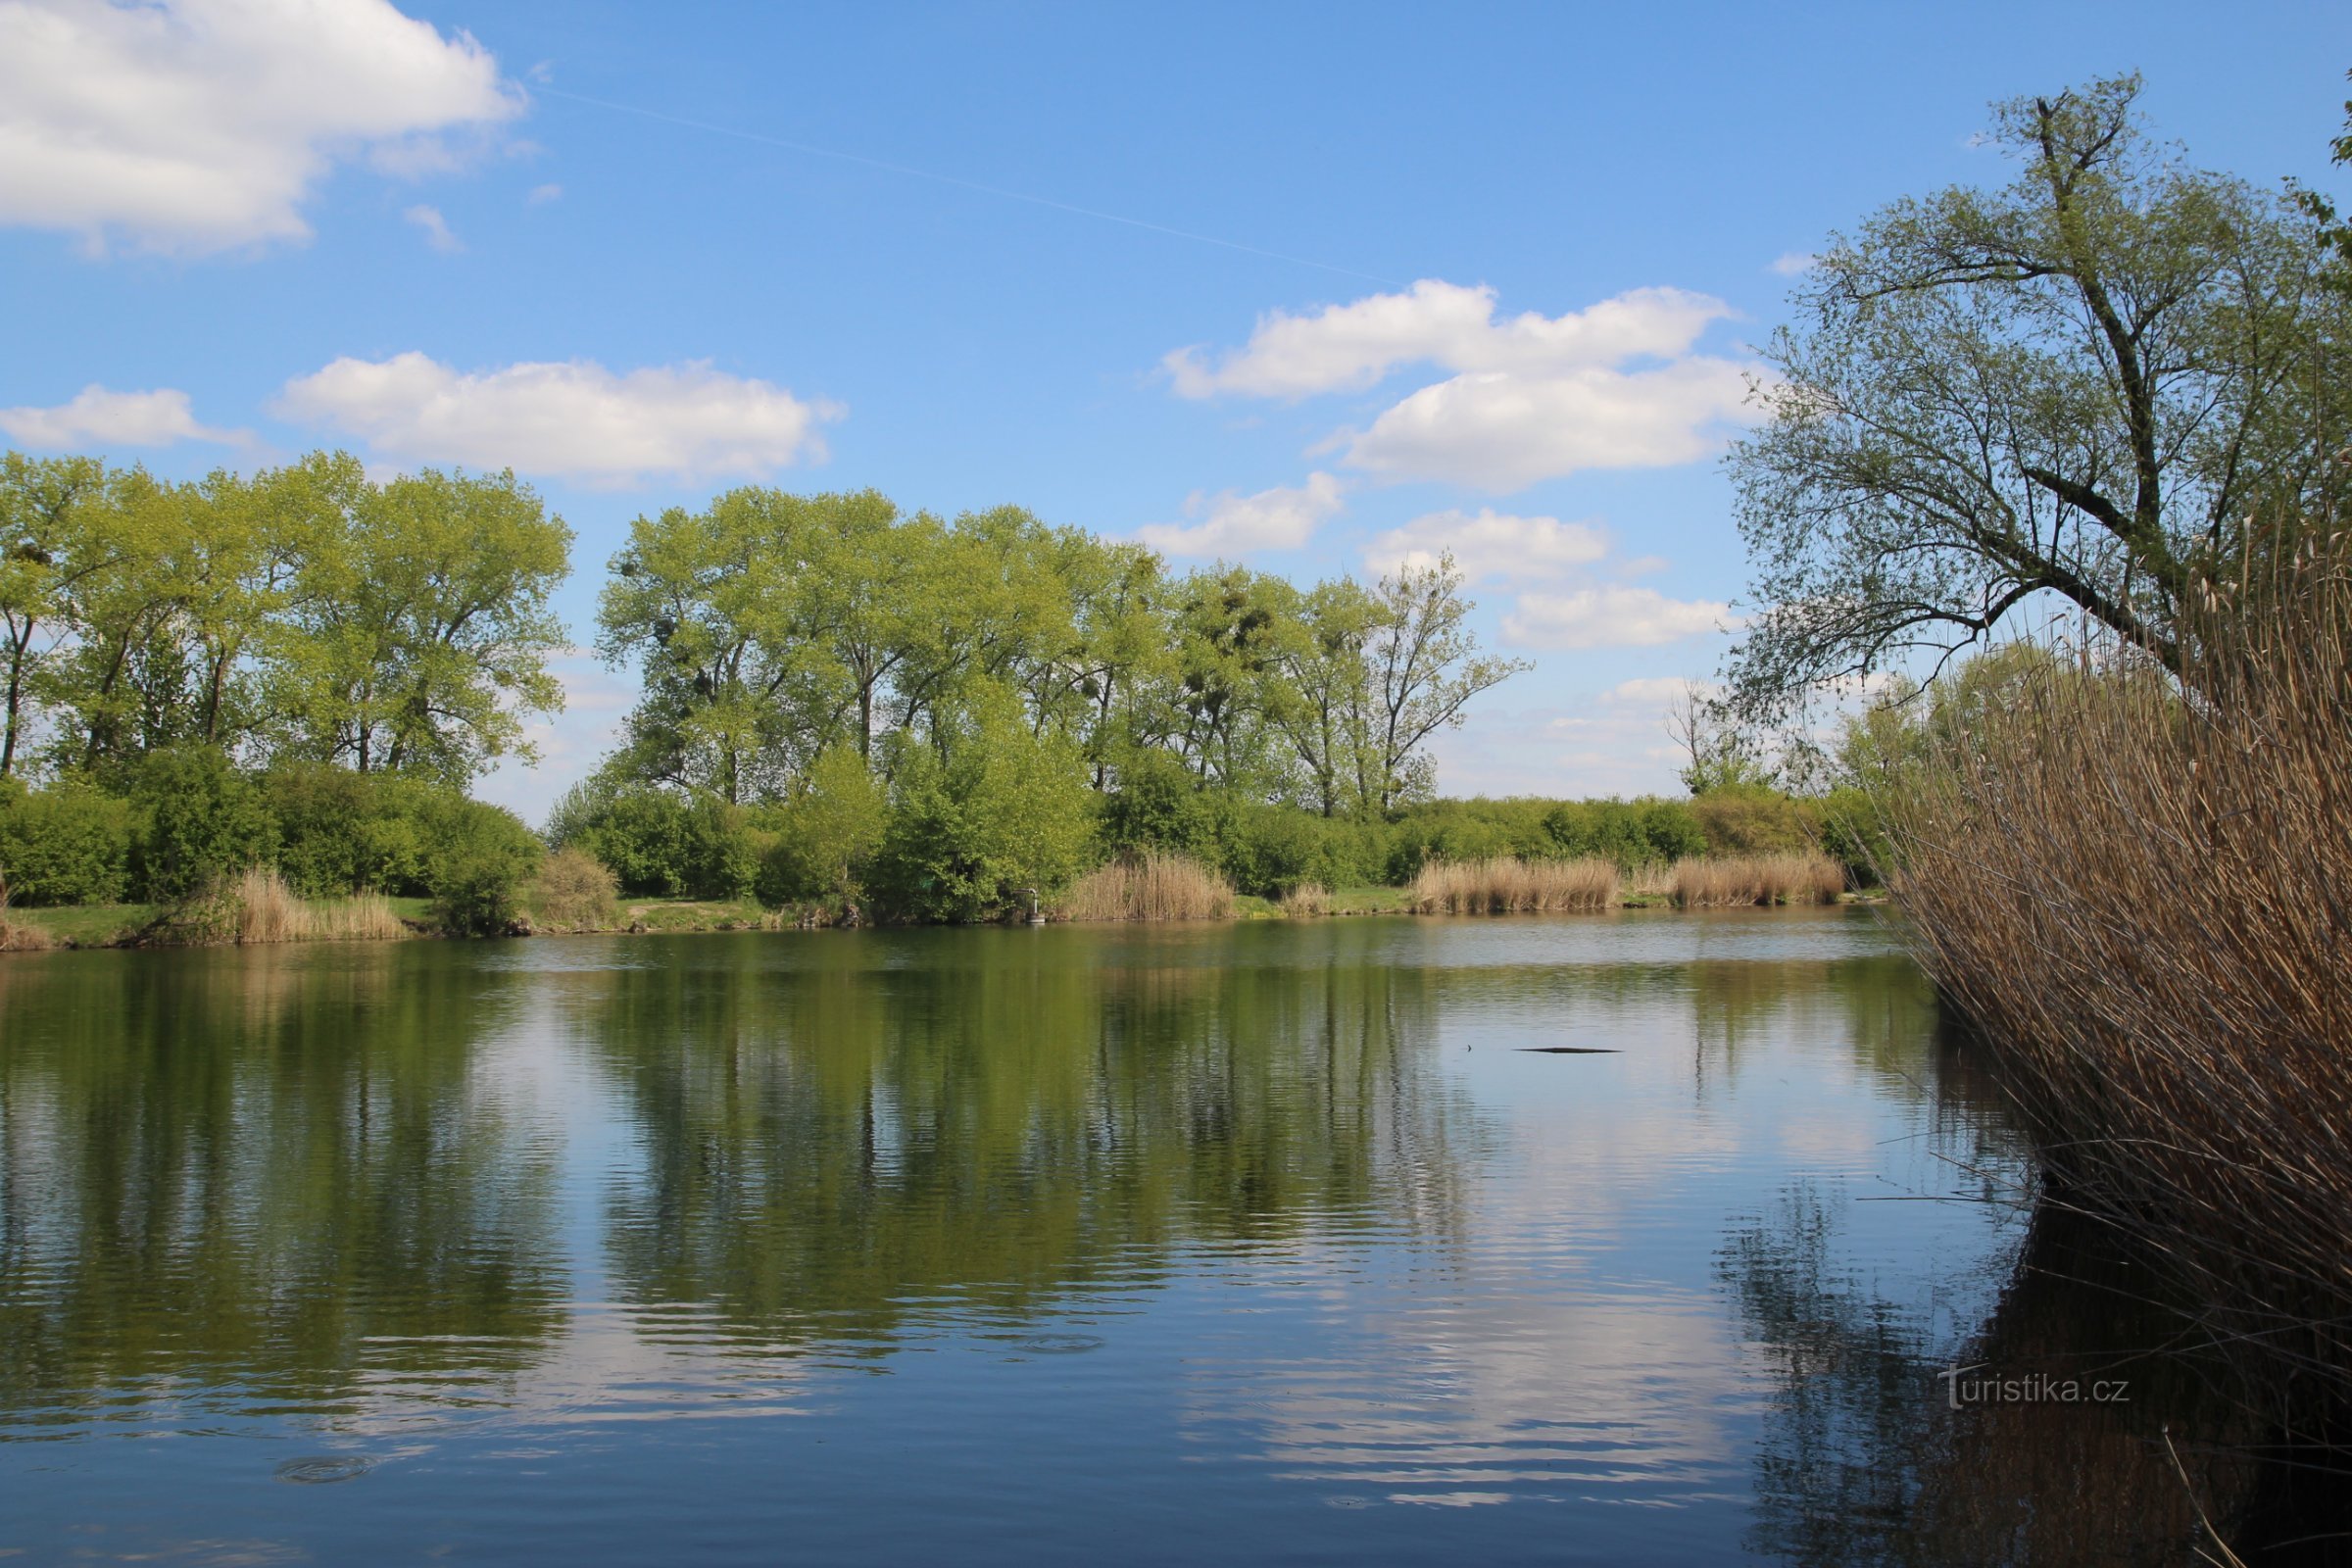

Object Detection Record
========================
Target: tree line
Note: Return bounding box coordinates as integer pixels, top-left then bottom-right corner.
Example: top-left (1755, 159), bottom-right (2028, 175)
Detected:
top-left (0, 449), bottom-right (569, 787)
top-left (2, 451), bottom-right (1547, 922)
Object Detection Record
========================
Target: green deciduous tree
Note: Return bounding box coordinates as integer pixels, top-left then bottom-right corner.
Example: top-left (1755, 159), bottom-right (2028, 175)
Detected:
top-left (270, 456), bottom-right (570, 783)
top-left (1359, 559), bottom-right (1527, 811)
top-left (1728, 74), bottom-right (2350, 717)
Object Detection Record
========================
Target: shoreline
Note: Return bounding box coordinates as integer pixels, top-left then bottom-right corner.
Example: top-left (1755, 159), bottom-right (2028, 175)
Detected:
top-left (1, 887), bottom-right (1879, 954)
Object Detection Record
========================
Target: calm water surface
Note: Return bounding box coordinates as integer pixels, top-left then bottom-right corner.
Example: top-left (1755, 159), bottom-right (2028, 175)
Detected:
top-left (0, 912), bottom-right (2260, 1563)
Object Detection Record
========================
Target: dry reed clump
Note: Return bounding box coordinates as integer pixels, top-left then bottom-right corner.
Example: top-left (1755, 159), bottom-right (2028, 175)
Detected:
top-left (1881, 531), bottom-right (2352, 1423)
top-left (1410, 857), bottom-right (1618, 914)
top-left (232, 867), bottom-right (310, 943)
top-left (529, 847), bottom-right (621, 932)
top-left (1061, 852), bottom-right (1238, 921)
top-left (231, 868), bottom-right (409, 944)
top-left (1278, 882), bottom-right (1330, 917)
top-left (0, 899), bottom-right (56, 952)
top-left (1671, 853), bottom-right (1845, 908)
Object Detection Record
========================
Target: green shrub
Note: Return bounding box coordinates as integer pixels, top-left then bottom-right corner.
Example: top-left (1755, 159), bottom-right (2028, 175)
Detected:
top-left (130, 746), bottom-right (275, 902)
top-left (1689, 785), bottom-right (1820, 858)
top-left (0, 776), bottom-right (135, 906)
top-left (423, 798), bottom-right (542, 936)
top-left (1541, 798), bottom-right (1708, 865)
top-left (1096, 748), bottom-right (1219, 860)
top-left (869, 706), bottom-right (1094, 921)
top-left (756, 746), bottom-right (885, 906)
top-left (681, 795), bottom-right (759, 902)
top-left (1218, 801), bottom-right (1327, 897)
top-left (550, 782), bottom-right (758, 901)
top-left (265, 763), bottom-right (446, 897)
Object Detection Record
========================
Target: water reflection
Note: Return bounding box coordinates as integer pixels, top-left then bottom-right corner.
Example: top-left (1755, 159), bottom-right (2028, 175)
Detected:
top-left (0, 912), bottom-right (2330, 1564)
top-left (0, 946), bottom-right (566, 1433)
top-left (583, 928), bottom-right (1479, 1343)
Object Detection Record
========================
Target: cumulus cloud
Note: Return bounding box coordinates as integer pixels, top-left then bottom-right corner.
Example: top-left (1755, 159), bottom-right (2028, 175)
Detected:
top-left (1364, 508), bottom-right (1607, 582)
top-left (1165, 280), bottom-right (1733, 400)
top-left (403, 203), bottom-right (462, 252)
top-left (0, 0), bottom-right (522, 255)
top-left (273, 353), bottom-right (840, 484)
top-left (1345, 358), bottom-right (1754, 491)
top-left (1501, 586), bottom-right (1739, 650)
top-left (0, 384), bottom-right (250, 449)
top-left (1769, 251), bottom-right (1817, 276)
top-left (1166, 280), bottom-right (1760, 492)
top-left (1136, 472), bottom-right (1345, 557)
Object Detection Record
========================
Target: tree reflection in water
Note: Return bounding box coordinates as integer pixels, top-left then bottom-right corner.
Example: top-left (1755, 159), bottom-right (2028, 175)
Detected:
top-left (584, 924), bottom-right (1479, 1345)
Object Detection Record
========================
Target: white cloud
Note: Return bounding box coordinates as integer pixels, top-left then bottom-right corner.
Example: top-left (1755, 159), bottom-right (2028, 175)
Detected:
top-left (1769, 251), bottom-right (1816, 276)
top-left (1166, 280), bottom-right (1762, 493)
top-left (526, 182), bottom-right (562, 205)
top-left (1364, 508), bottom-right (1607, 582)
top-left (1502, 586), bottom-right (1740, 650)
top-left (0, 384), bottom-right (249, 449)
top-left (1601, 675), bottom-right (1720, 707)
top-left (1344, 358), bottom-right (1755, 490)
top-left (0, 0), bottom-right (522, 256)
top-left (403, 203), bottom-right (462, 253)
top-left (1136, 471), bottom-right (1345, 557)
top-left (273, 353), bottom-right (841, 485)
top-left (1165, 280), bottom-right (1732, 400)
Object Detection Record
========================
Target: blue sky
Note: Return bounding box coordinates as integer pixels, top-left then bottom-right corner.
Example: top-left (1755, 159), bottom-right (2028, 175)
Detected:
top-left (2, 0), bottom-right (2346, 821)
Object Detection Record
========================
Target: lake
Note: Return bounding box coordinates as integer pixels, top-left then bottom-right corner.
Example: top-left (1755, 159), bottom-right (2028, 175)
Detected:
top-left (0, 911), bottom-right (2300, 1564)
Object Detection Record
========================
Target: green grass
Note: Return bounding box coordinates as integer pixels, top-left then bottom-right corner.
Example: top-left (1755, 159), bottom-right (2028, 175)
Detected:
top-left (1326, 885), bottom-right (1413, 914)
top-left (7, 903), bottom-right (162, 946)
top-left (615, 898), bottom-right (778, 933)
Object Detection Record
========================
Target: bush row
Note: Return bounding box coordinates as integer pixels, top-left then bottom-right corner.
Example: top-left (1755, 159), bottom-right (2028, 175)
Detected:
top-left (0, 750), bottom-right (541, 934)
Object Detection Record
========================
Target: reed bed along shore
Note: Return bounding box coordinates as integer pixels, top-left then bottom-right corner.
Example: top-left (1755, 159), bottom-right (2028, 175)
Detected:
top-left (1883, 535), bottom-right (2352, 1427)
top-left (1061, 852), bottom-right (1238, 921)
top-left (230, 869), bottom-right (409, 944)
top-left (1411, 857), bottom-right (1618, 914)
top-left (1671, 853), bottom-right (1844, 908)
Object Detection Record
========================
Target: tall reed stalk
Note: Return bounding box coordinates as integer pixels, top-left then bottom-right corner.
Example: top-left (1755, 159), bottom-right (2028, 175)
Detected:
top-left (1881, 531), bottom-right (2352, 1425)
top-left (1410, 857), bottom-right (1618, 914)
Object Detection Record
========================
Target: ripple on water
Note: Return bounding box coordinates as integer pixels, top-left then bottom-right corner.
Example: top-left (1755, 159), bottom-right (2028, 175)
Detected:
top-left (272, 1454), bottom-right (373, 1484)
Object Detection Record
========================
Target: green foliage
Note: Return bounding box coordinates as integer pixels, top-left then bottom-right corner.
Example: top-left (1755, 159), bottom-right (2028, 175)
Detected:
top-left (0, 450), bottom-right (570, 789)
top-left (1817, 786), bottom-right (1889, 887)
top-left (1689, 785), bottom-right (1819, 858)
top-left (0, 776), bottom-right (134, 906)
top-left (1095, 746), bottom-right (1220, 860)
top-left (421, 798), bottom-right (542, 937)
top-left (1542, 798), bottom-right (1707, 866)
top-left (1727, 74), bottom-right (2350, 717)
top-left (548, 780), bottom-right (758, 902)
top-left (264, 762), bottom-right (445, 898)
top-left (130, 745), bottom-right (275, 901)
top-left (755, 746), bottom-right (886, 906)
top-left (869, 702), bottom-right (1094, 921)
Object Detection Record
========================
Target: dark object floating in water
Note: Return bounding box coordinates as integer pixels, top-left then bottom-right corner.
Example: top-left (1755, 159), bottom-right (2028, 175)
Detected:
top-left (1013, 1334), bottom-right (1105, 1355)
top-left (273, 1455), bottom-right (373, 1485)
top-left (1516, 1047), bottom-right (1622, 1054)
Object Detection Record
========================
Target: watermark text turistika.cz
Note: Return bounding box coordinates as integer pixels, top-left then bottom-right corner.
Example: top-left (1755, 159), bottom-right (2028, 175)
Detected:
top-left (1937, 1365), bottom-right (2131, 1410)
